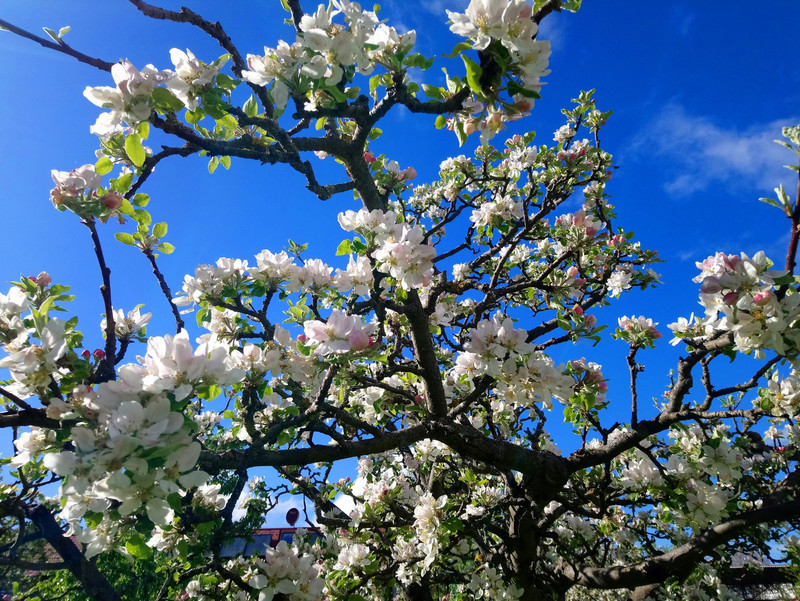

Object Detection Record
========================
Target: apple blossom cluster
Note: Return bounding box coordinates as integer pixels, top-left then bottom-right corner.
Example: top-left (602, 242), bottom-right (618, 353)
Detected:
top-left (303, 308), bottom-right (375, 355)
top-left (242, 1), bottom-right (416, 112)
top-left (448, 0), bottom-right (551, 93)
top-left (453, 313), bottom-right (533, 379)
top-left (759, 370), bottom-right (800, 417)
top-left (174, 212), bottom-right (411, 311)
top-left (100, 305), bottom-right (152, 340)
top-left (339, 207), bottom-right (436, 290)
top-left (22, 330), bottom-right (246, 556)
top-left (249, 540), bottom-right (325, 601)
top-left (670, 251), bottom-right (800, 355)
top-left (614, 315), bottom-right (662, 348)
top-left (0, 287), bottom-right (31, 357)
top-left (50, 163), bottom-right (102, 207)
top-left (84, 51), bottom-right (228, 136)
top-left (0, 314), bottom-right (67, 399)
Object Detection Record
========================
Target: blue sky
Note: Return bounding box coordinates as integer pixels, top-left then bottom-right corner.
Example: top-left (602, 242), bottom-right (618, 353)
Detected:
top-left (1, 1), bottom-right (800, 511)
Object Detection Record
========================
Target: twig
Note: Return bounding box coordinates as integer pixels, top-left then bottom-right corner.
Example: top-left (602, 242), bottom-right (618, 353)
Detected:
top-left (627, 346), bottom-right (640, 427)
top-left (82, 218), bottom-right (116, 382)
top-left (143, 247), bottom-right (185, 333)
top-left (785, 164), bottom-right (800, 274)
top-left (0, 19), bottom-right (114, 71)
top-left (0, 386), bottom-right (33, 411)
top-left (126, 144), bottom-right (199, 200)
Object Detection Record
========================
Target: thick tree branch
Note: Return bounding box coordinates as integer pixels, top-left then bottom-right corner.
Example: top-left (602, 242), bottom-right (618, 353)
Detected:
top-left (0, 408), bottom-right (64, 429)
top-left (563, 496), bottom-right (800, 590)
top-left (28, 505), bottom-right (123, 601)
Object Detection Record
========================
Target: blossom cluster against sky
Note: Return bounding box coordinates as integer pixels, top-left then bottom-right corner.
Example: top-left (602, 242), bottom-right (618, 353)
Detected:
top-left (0, 1), bottom-right (799, 519)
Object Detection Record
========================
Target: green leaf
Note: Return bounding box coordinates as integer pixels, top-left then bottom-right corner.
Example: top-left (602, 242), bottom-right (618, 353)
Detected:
top-left (135, 121), bottom-right (150, 139)
top-left (150, 87), bottom-right (184, 113)
top-left (186, 108), bottom-right (205, 124)
top-left (95, 156), bottom-right (114, 175)
top-left (131, 193), bottom-right (150, 207)
top-left (461, 55), bottom-right (483, 94)
top-left (220, 155), bottom-right (231, 170)
top-left (443, 41), bottom-right (472, 58)
top-left (454, 119), bottom-right (467, 146)
top-left (42, 27), bottom-right (60, 43)
top-left (326, 85), bottom-right (347, 103)
top-left (243, 95), bottom-right (258, 117)
top-left (126, 533), bottom-right (152, 560)
top-left (158, 242), bottom-right (175, 254)
top-left (507, 79), bottom-right (541, 99)
top-left (369, 75), bottom-right (381, 98)
top-left (336, 240), bottom-right (353, 256)
top-left (114, 172), bottom-right (134, 193)
top-left (58, 25), bottom-right (71, 37)
top-left (115, 232), bottom-right (137, 246)
top-left (404, 53), bottom-right (434, 70)
top-left (351, 237), bottom-right (367, 254)
top-left (152, 222), bottom-right (168, 238)
top-left (133, 208), bottom-right (151, 226)
top-left (434, 115), bottom-right (447, 129)
top-left (215, 73), bottom-right (239, 93)
top-left (316, 117), bottom-right (328, 130)
top-left (422, 84), bottom-right (445, 99)
top-left (773, 272), bottom-right (796, 286)
top-left (119, 199), bottom-right (134, 216)
top-left (125, 133), bottom-right (146, 167)
top-left (759, 196), bottom-right (781, 209)
top-left (208, 156), bottom-right (219, 174)
top-left (216, 113), bottom-right (239, 130)
top-left (442, 516), bottom-right (463, 533)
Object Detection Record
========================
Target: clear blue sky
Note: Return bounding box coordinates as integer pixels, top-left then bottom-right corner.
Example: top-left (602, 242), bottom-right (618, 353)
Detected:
top-left (1, 2), bottom-right (799, 460)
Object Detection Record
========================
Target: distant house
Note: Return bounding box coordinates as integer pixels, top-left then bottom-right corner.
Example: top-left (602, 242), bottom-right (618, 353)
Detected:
top-left (220, 527), bottom-right (320, 558)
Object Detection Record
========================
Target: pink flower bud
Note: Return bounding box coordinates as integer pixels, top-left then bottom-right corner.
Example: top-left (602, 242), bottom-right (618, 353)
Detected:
top-left (567, 266), bottom-right (579, 278)
top-left (400, 166), bottom-right (417, 181)
top-left (102, 192), bottom-right (124, 210)
top-left (573, 305), bottom-right (584, 316)
top-left (585, 315), bottom-right (597, 327)
top-left (753, 290), bottom-right (772, 306)
top-left (363, 151), bottom-right (376, 163)
top-left (36, 271), bottom-right (52, 286)
top-left (93, 349), bottom-right (106, 360)
top-left (414, 395), bottom-right (424, 405)
top-left (700, 277), bottom-right (722, 294)
top-left (297, 334), bottom-right (308, 343)
top-left (81, 350), bottom-right (91, 360)
top-left (722, 291), bottom-right (739, 305)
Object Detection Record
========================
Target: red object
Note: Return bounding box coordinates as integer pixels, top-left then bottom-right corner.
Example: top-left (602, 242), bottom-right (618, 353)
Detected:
top-left (286, 508), bottom-right (299, 526)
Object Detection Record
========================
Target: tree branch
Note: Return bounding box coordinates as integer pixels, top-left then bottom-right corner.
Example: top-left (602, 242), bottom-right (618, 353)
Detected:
top-left (0, 19), bottom-right (114, 71)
